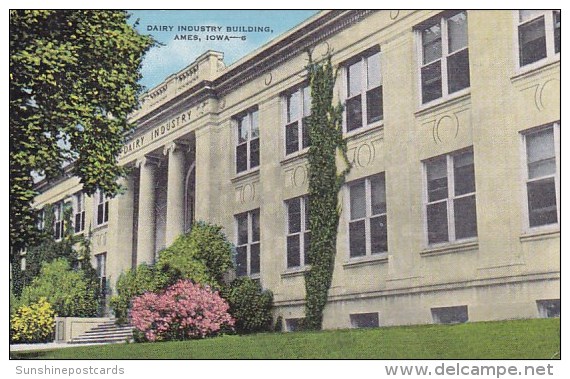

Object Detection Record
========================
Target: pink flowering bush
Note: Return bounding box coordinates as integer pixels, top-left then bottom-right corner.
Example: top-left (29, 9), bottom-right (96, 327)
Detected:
top-left (130, 280), bottom-right (234, 342)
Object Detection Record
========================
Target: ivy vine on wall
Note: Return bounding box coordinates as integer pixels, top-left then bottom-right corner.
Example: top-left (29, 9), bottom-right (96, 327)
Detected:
top-left (304, 50), bottom-right (352, 330)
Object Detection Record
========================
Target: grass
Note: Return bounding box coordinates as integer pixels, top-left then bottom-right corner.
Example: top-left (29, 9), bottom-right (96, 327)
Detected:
top-left (11, 318), bottom-right (560, 359)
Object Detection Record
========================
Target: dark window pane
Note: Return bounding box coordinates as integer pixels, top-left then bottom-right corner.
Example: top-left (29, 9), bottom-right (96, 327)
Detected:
top-left (454, 151), bottom-right (475, 195)
top-left (75, 214), bottom-right (81, 233)
top-left (519, 17), bottom-right (547, 66)
top-left (421, 61), bottom-right (442, 103)
top-left (554, 11), bottom-right (561, 54)
top-left (251, 111), bottom-right (259, 138)
top-left (346, 95), bottom-right (363, 131)
top-left (350, 181), bottom-right (366, 220)
top-left (81, 212), bottom-right (85, 231)
top-left (302, 116), bottom-right (310, 149)
top-left (422, 22), bottom-right (442, 64)
top-left (370, 174), bottom-right (386, 215)
top-left (367, 52), bottom-right (381, 89)
top-left (250, 243), bottom-right (260, 275)
top-left (371, 215), bottom-right (388, 254)
top-left (447, 12), bottom-right (468, 53)
top-left (238, 117), bottom-right (248, 143)
top-left (237, 214), bottom-right (248, 245)
top-left (366, 86), bottom-right (383, 124)
top-left (427, 202), bottom-right (449, 244)
top-left (349, 220), bottom-right (366, 257)
top-left (447, 49), bottom-right (470, 93)
top-left (287, 235), bottom-right (301, 268)
top-left (236, 246), bottom-right (248, 276)
top-left (304, 197), bottom-right (310, 230)
top-left (427, 157), bottom-right (448, 201)
top-left (236, 143), bottom-right (248, 173)
top-left (287, 92), bottom-right (300, 123)
top-left (304, 232), bottom-right (311, 264)
top-left (348, 60), bottom-right (362, 97)
top-left (454, 195), bottom-right (478, 239)
top-left (285, 122), bottom-right (299, 155)
top-left (432, 306), bottom-right (468, 324)
top-left (251, 209), bottom-right (260, 242)
top-left (104, 202), bottom-right (109, 223)
top-left (350, 313), bottom-right (379, 328)
top-left (288, 198), bottom-right (301, 233)
top-left (97, 204), bottom-right (104, 225)
top-left (526, 127), bottom-right (555, 179)
top-left (250, 138), bottom-right (260, 169)
top-left (528, 178), bottom-right (558, 227)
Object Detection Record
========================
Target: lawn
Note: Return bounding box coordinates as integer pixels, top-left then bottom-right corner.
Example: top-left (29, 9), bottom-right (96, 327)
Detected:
top-left (11, 318), bottom-right (560, 359)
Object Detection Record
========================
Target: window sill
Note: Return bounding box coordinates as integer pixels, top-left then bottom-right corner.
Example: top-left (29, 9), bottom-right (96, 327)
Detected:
top-left (280, 150), bottom-right (309, 167)
top-left (231, 168), bottom-right (260, 184)
top-left (344, 122), bottom-right (383, 141)
top-left (520, 228), bottom-right (560, 243)
top-left (414, 90), bottom-right (471, 118)
top-left (92, 223), bottom-right (109, 232)
top-left (343, 253), bottom-right (388, 269)
top-left (511, 57), bottom-right (560, 84)
top-left (420, 240), bottom-right (478, 257)
top-left (281, 266), bottom-right (309, 278)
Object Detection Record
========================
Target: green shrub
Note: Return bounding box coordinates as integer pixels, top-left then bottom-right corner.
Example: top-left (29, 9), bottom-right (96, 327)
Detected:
top-left (156, 221), bottom-right (233, 287)
top-left (111, 222), bottom-right (234, 324)
top-left (11, 297), bottom-right (55, 343)
top-left (223, 277), bottom-right (273, 334)
top-left (110, 264), bottom-right (169, 324)
top-left (19, 258), bottom-right (98, 317)
top-left (10, 287), bottom-right (20, 318)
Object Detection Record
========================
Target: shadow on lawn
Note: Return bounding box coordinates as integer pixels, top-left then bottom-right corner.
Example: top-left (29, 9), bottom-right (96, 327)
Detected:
top-left (10, 350), bottom-right (51, 360)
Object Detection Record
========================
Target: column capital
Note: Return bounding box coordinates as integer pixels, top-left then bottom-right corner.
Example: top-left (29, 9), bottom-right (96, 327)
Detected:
top-left (136, 155), bottom-right (162, 169)
top-left (163, 139), bottom-right (191, 156)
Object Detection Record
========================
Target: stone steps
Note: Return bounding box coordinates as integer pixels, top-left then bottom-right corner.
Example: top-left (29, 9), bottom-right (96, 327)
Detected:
top-left (69, 320), bottom-right (134, 344)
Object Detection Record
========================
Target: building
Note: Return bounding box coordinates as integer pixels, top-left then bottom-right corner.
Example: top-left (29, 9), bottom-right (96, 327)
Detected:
top-left (32, 10), bottom-right (560, 329)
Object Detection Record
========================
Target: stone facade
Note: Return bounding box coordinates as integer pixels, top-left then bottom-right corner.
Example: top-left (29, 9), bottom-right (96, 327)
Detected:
top-left (32, 10), bottom-right (560, 328)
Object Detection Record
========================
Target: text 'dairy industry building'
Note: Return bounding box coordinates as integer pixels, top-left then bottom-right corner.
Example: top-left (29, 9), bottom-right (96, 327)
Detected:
top-left (33, 10), bottom-right (560, 329)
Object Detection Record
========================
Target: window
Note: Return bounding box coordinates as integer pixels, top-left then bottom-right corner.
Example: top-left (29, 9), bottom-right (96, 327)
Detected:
top-left (424, 149), bottom-right (477, 245)
top-left (95, 190), bottom-right (109, 226)
top-left (348, 173), bottom-right (387, 258)
top-left (431, 305), bottom-right (468, 324)
top-left (36, 209), bottom-right (45, 231)
top-left (419, 11), bottom-right (470, 104)
top-left (72, 192), bottom-right (86, 233)
top-left (53, 202), bottom-right (64, 240)
top-left (235, 209), bottom-right (260, 277)
top-left (235, 109), bottom-right (260, 173)
top-left (518, 10), bottom-right (560, 67)
top-left (350, 313), bottom-right (379, 328)
top-left (523, 124), bottom-right (560, 228)
top-left (96, 253), bottom-right (107, 311)
top-left (345, 47), bottom-right (383, 132)
top-left (285, 318), bottom-right (305, 332)
top-left (285, 86), bottom-right (311, 155)
top-left (536, 299), bottom-right (560, 318)
top-left (286, 196), bottom-right (310, 268)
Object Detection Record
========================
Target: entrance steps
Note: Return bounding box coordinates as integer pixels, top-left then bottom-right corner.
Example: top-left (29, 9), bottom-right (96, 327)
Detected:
top-left (68, 320), bottom-right (134, 344)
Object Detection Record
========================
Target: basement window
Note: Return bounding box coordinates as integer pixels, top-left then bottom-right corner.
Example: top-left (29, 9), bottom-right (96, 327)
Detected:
top-left (537, 299), bottom-right (560, 318)
top-left (285, 318), bottom-right (305, 332)
top-left (431, 305), bottom-right (468, 324)
top-left (350, 312), bottom-right (380, 328)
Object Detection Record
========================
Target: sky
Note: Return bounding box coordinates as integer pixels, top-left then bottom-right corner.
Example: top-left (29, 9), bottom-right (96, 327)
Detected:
top-left (128, 10), bottom-right (318, 90)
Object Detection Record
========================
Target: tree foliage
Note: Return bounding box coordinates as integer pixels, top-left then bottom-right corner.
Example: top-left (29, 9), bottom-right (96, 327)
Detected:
top-left (9, 10), bottom-right (154, 253)
top-left (304, 51), bottom-right (352, 330)
top-left (222, 277), bottom-right (273, 334)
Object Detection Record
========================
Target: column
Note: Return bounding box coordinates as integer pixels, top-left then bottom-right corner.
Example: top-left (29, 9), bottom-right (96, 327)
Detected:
top-left (136, 156), bottom-right (158, 265)
top-left (164, 142), bottom-right (187, 246)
